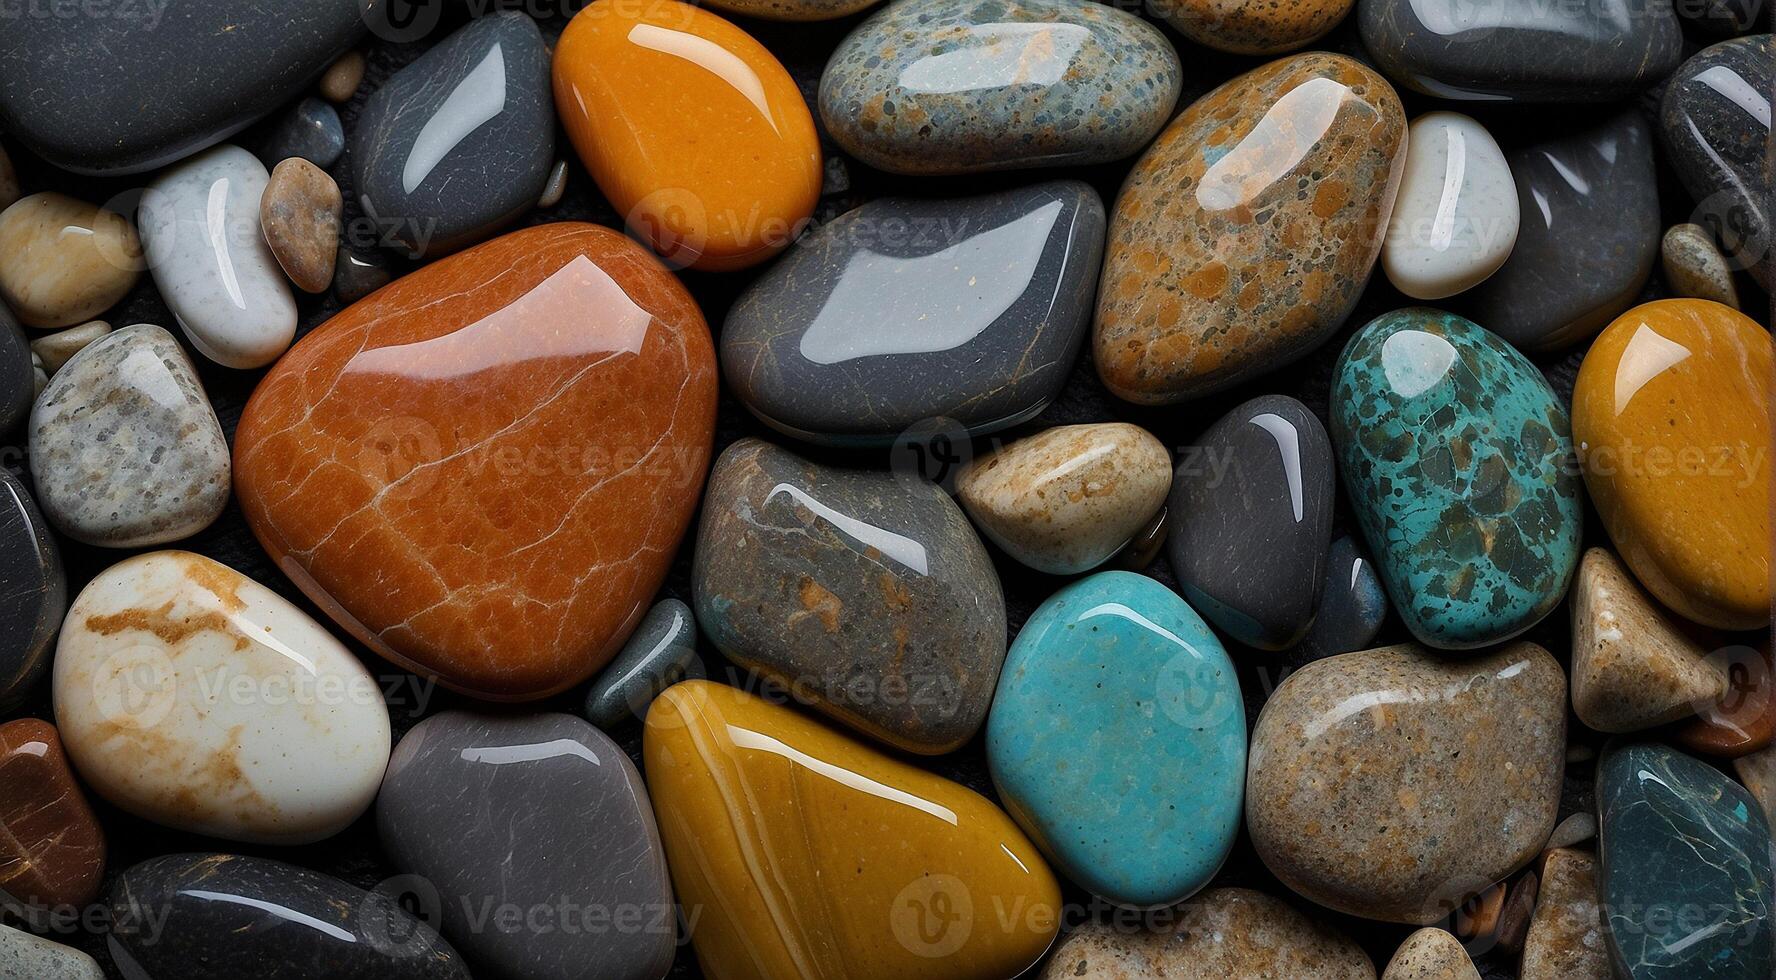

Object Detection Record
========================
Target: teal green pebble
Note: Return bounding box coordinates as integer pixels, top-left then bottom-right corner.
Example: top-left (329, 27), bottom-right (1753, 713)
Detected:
top-left (985, 570), bottom-right (1244, 908)
top-left (1331, 308), bottom-right (1582, 649)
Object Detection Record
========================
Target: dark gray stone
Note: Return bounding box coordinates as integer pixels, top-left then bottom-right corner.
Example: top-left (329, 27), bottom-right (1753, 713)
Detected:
top-left (1166, 395), bottom-right (1334, 651)
top-left (722, 181), bottom-right (1104, 447)
top-left (1357, 0), bottom-right (1683, 102)
top-left (1460, 110), bottom-right (1659, 351)
top-left (376, 712), bottom-right (675, 980)
top-left (0, 302), bottom-right (30, 435)
top-left (249, 97), bottom-right (345, 169)
top-left (0, 0), bottom-right (364, 175)
top-left (1660, 36), bottom-right (1773, 291)
top-left (1291, 536), bottom-right (1388, 663)
top-left (0, 468), bottom-right (62, 710)
top-left (351, 13), bottom-right (554, 258)
top-left (108, 853), bottom-right (468, 980)
top-left (583, 598), bottom-right (699, 730)
top-left (333, 245), bottom-right (392, 305)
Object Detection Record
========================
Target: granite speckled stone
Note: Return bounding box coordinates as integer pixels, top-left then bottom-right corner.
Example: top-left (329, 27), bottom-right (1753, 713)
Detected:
top-left (1155, 0), bottom-right (1354, 54)
top-left (0, 719), bottom-right (104, 911)
top-left (723, 182), bottom-right (1104, 445)
top-left (1571, 548), bottom-right (1727, 734)
top-left (249, 96), bottom-right (344, 170)
top-left (1380, 928), bottom-right (1476, 980)
top-left (1168, 394), bottom-right (1333, 650)
top-left (1291, 535), bottom-right (1388, 662)
top-left (1521, 848), bottom-right (1610, 980)
top-left (1094, 53), bottom-right (1405, 404)
top-left (0, 302), bottom-right (29, 433)
top-left (0, 469), bottom-right (62, 709)
top-left (1661, 223), bottom-right (1741, 310)
top-left (0, 925), bottom-right (102, 979)
top-left (694, 438), bottom-right (1005, 755)
top-left (1332, 309), bottom-right (1581, 649)
top-left (819, 0), bottom-right (1180, 175)
top-left (1248, 642), bottom-right (1566, 924)
top-left (583, 598), bottom-right (699, 729)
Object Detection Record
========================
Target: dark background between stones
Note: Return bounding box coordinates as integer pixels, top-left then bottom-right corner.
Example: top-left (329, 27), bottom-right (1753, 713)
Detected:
top-left (2, 2), bottom-right (1771, 977)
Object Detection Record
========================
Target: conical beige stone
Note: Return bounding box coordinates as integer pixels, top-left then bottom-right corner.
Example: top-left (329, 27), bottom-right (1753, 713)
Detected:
top-left (1571, 548), bottom-right (1727, 733)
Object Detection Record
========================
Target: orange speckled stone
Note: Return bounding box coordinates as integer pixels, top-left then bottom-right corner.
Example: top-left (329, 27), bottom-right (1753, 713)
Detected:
top-left (553, 0), bottom-right (822, 272)
top-left (1094, 52), bottom-right (1405, 405)
top-left (0, 718), bottom-right (104, 910)
top-left (1572, 299), bottom-right (1772, 630)
top-left (234, 223), bottom-right (717, 700)
top-left (1157, 0), bottom-right (1355, 55)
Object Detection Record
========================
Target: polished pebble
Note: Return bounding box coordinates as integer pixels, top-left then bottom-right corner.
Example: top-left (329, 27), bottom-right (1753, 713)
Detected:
top-left (1676, 643), bottom-right (1776, 757)
top-left (1380, 928), bottom-right (1476, 980)
top-left (332, 245), bottom-right (391, 304)
top-left (538, 159), bottom-right (568, 208)
top-left (28, 319), bottom-right (109, 377)
top-left (1521, 848), bottom-right (1610, 980)
top-left (1291, 535), bottom-right (1388, 662)
top-left (0, 469), bottom-right (62, 708)
top-left (1382, 112), bottom-right (1517, 300)
top-left (1571, 548), bottom-right (1726, 733)
top-left (1546, 812), bottom-right (1597, 850)
top-left (0, 302), bottom-right (28, 432)
top-left (0, 718), bottom-right (104, 910)
top-left (248, 96), bottom-right (344, 170)
top-left (1155, 0), bottom-right (1353, 54)
top-left (261, 158), bottom-right (342, 294)
top-left (0, 193), bottom-right (142, 329)
top-left (0, 924), bottom-right (102, 980)
top-left (1661, 223), bottom-right (1741, 310)
top-left (318, 50), bottom-right (366, 103)
top-left (1660, 36), bottom-right (1773, 290)
top-left (583, 598), bottom-right (699, 729)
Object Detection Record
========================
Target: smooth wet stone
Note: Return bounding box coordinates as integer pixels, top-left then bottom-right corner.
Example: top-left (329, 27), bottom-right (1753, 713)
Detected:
top-left (1661, 36), bottom-right (1773, 290)
top-left (1156, 0), bottom-right (1353, 54)
top-left (724, 182), bottom-right (1103, 446)
top-left (538, 160), bottom-right (569, 209)
top-left (1571, 548), bottom-right (1726, 733)
top-left (1661, 224), bottom-right (1741, 310)
top-left (0, 303), bottom-right (28, 433)
top-left (1572, 299), bottom-right (1772, 629)
top-left (694, 438), bottom-right (1004, 754)
top-left (249, 97), bottom-right (344, 170)
top-left (0, 719), bottom-right (104, 910)
top-left (0, 469), bottom-right (61, 708)
top-left (1113, 506), bottom-right (1169, 571)
top-left (29, 320), bottom-right (109, 377)
top-left (988, 572), bottom-right (1243, 907)
top-left (583, 598), bottom-right (699, 729)
top-left (554, 0), bottom-right (821, 271)
top-left (379, 712), bottom-right (672, 980)
top-left (1522, 849), bottom-right (1610, 980)
top-left (29, 325), bottom-right (229, 548)
top-left (1333, 309), bottom-right (1580, 648)
top-left (1597, 743), bottom-right (1775, 980)
top-left (333, 245), bottom-right (391, 304)
top-left (139, 145), bottom-right (297, 368)
top-left (645, 680), bottom-right (1060, 980)
top-left (1677, 644), bottom-right (1776, 757)
top-left (319, 50), bottom-right (366, 103)
top-left (1168, 395), bottom-right (1333, 649)
top-left (262, 158), bottom-right (342, 294)
top-left (0, 925), bottom-right (102, 980)
top-left (1095, 53), bottom-right (1405, 404)
top-left (0, 193), bottom-right (142, 329)
top-left (353, 13), bottom-right (554, 259)
top-left (53, 551), bottom-right (392, 844)
top-left (1248, 643), bottom-right (1566, 924)
top-left (957, 423), bottom-right (1169, 575)
top-left (1358, 0), bottom-right (1681, 102)
top-left (1382, 112), bottom-right (1516, 300)
top-left (1380, 929), bottom-right (1475, 980)
top-left (110, 854), bottom-right (467, 980)
top-left (819, 0), bottom-right (1180, 175)
top-left (1460, 110), bottom-right (1658, 351)
top-left (1038, 888), bottom-right (1375, 979)
top-left (0, 1), bottom-right (363, 174)
top-left (235, 224), bottom-right (717, 700)
top-left (1292, 535), bottom-right (1388, 662)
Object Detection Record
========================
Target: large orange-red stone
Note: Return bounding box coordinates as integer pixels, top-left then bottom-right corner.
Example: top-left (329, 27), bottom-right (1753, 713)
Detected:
top-left (234, 223), bottom-right (717, 700)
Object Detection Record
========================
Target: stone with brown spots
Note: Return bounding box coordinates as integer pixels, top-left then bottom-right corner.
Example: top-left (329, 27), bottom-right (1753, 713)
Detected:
top-left (1521, 849), bottom-right (1611, 980)
top-left (1571, 548), bottom-right (1727, 733)
top-left (1380, 928), bottom-right (1477, 980)
top-left (1156, 0), bottom-right (1354, 55)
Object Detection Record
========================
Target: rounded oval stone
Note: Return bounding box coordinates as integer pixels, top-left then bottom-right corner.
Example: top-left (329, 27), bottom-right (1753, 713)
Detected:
top-left (583, 597), bottom-right (699, 729)
top-left (644, 680), bottom-right (1061, 980)
top-left (693, 438), bottom-right (1004, 754)
top-left (0, 469), bottom-right (62, 709)
top-left (1571, 299), bottom-right (1771, 629)
top-left (1382, 112), bottom-right (1517, 300)
top-left (1292, 535), bottom-right (1388, 662)
top-left (1381, 928), bottom-right (1476, 980)
top-left (1154, 0), bottom-right (1353, 54)
top-left (0, 192), bottom-right (141, 329)
top-left (819, 0), bottom-right (1180, 175)
top-left (553, 0), bottom-right (821, 271)
top-left (262, 157), bottom-right (342, 294)
top-left (377, 712), bottom-right (673, 980)
top-left (29, 319), bottom-right (110, 377)
top-left (1247, 642), bottom-right (1566, 924)
top-left (1660, 36), bottom-right (1773, 291)
top-left (0, 719), bottom-right (104, 911)
top-left (234, 223), bottom-right (717, 700)
top-left (52, 551), bottom-right (392, 845)
top-left (1332, 309), bottom-right (1581, 649)
top-left (1660, 223), bottom-right (1741, 310)
top-left (987, 571), bottom-right (1244, 908)
top-left (1094, 53), bottom-right (1405, 404)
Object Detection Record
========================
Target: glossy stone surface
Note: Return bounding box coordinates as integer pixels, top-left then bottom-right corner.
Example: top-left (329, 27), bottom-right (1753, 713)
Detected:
top-left (1095, 53), bottom-right (1405, 404)
top-left (1597, 742), bottom-right (1775, 980)
top-left (262, 158), bottom-right (342, 294)
top-left (819, 0), bottom-right (1180, 175)
top-left (1334, 309), bottom-right (1580, 648)
top-left (1382, 112), bottom-right (1517, 300)
top-left (0, 719), bottom-right (104, 910)
top-left (1156, 0), bottom-right (1353, 54)
top-left (319, 50), bottom-right (366, 103)
top-left (333, 245), bottom-right (391, 304)
top-left (53, 551), bottom-right (392, 845)
top-left (353, 13), bottom-right (554, 259)
top-left (1660, 36), bottom-right (1773, 290)
top-left (378, 712), bottom-right (672, 980)
top-left (109, 854), bottom-right (467, 980)
top-left (0, 304), bottom-right (29, 433)
top-left (0, 193), bottom-right (142, 329)
top-left (1380, 929), bottom-right (1476, 980)
top-left (29, 325), bottom-right (229, 548)
top-left (0, 925), bottom-right (102, 980)
top-left (988, 572), bottom-right (1243, 908)
top-left (1460, 110), bottom-right (1659, 351)
top-left (235, 224), bottom-right (717, 701)
top-left (1248, 643), bottom-right (1565, 924)
top-left (1677, 644), bottom-right (1776, 757)
top-left (0, 470), bottom-right (62, 709)
top-left (0, 0), bottom-right (363, 174)
top-left (1662, 223), bottom-right (1741, 310)
top-left (1291, 535), bottom-right (1388, 662)
top-left (1572, 299), bottom-right (1772, 630)
top-left (1522, 848), bottom-right (1610, 980)
top-left (1571, 548), bottom-right (1726, 733)
top-left (724, 182), bottom-right (1103, 445)
top-left (1168, 394), bottom-right (1333, 650)
top-left (249, 96), bottom-right (344, 170)
top-left (554, 0), bottom-right (821, 271)
top-left (694, 438), bottom-right (1004, 754)
top-left (644, 680), bottom-right (1060, 980)
top-left (583, 598), bottom-right (699, 729)
top-left (957, 422), bottom-right (1170, 575)
top-left (30, 320), bottom-right (110, 377)
top-left (1358, 0), bottom-right (1682, 102)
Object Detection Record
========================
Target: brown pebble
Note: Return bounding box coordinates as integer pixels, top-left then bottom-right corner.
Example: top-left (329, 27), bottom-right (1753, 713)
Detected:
top-left (1543, 811), bottom-right (1596, 850)
top-left (317, 50), bottom-right (365, 103)
top-left (1676, 642), bottom-right (1776, 757)
top-left (0, 719), bottom-right (106, 910)
top-left (1380, 927), bottom-right (1477, 980)
top-left (1521, 849), bottom-right (1610, 980)
top-left (1493, 871), bottom-right (1539, 954)
top-left (260, 158), bottom-right (341, 294)
top-left (1452, 882), bottom-right (1503, 942)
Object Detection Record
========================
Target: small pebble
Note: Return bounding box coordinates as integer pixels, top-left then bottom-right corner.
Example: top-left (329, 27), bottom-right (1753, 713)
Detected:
top-left (538, 159), bottom-right (568, 208)
top-left (261, 158), bottom-right (342, 294)
top-left (583, 598), bottom-right (699, 729)
top-left (28, 350), bottom-right (44, 399)
top-left (0, 924), bottom-right (102, 979)
top-left (1493, 872), bottom-right (1540, 954)
top-left (1381, 927), bottom-right (1478, 980)
top-left (29, 320), bottom-right (110, 376)
top-left (250, 97), bottom-right (345, 169)
top-left (332, 245), bottom-right (391, 305)
top-left (0, 143), bottom-right (16, 210)
top-left (317, 49), bottom-right (366, 103)
top-left (1112, 506), bottom-right (1168, 571)
top-left (1522, 849), bottom-right (1610, 980)
top-left (1661, 222), bottom-right (1741, 309)
top-left (0, 192), bottom-right (142, 328)
top-left (1544, 812), bottom-right (1596, 850)
top-left (1454, 881), bottom-right (1504, 941)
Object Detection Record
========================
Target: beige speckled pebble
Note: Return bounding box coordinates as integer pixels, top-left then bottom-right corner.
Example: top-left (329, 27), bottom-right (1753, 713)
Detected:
top-left (261, 158), bottom-right (341, 294)
top-left (1571, 547), bottom-right (1726, 733)
top-left (317, 49), bottom-right (366, 103)
top-left (1157, 0), bottom-right (1354, 55)
top-left (29, 320), bottom-right (109, 376)
top-left (0, 193), bottom-right (142, 328)
top-left (1521, 849), bottom-right (1611, 980)
top-left (1544, 811), bottom-right (1596, 850)
top-left (1661, 223), bottom-right (1740, 310)
top-left (1380, 929), bottom-right (1476, 980)
top-left (0, 924), bottom-right (102, 979)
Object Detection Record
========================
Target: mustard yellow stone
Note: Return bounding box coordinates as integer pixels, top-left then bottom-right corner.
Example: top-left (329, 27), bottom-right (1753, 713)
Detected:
top-left (644, 681), bottom-right (1061, 980)
top-left (1573, 299), bottom-right (1772, 629)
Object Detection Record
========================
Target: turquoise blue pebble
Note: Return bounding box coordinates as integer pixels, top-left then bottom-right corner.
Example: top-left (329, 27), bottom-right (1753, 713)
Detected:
top-left (1331, 308), bottom-right (1582, 650)
top-left (985, 570), bottom-right (1244, 908)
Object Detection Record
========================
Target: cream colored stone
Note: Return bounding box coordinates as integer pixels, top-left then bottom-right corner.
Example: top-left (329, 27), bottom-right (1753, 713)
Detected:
top-left (0, 193), bottom-right (142, 328)
top-left (1661, 223), bottom-right (1740, 310)
top-left (1380, 929), bottom-right (1477, 980)
top-left (29, 320), bottom-right (110, 376)
top-left (1571, 547), bottom-right (1727, 733)
top-left (1521, 849), bottom-right (1610, 980)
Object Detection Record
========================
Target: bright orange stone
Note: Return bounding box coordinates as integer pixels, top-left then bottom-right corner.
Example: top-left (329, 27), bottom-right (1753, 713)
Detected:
top-left (553, 0), bottom-right (822, 272)
top-left (234, 223), bottom-right (717, 700)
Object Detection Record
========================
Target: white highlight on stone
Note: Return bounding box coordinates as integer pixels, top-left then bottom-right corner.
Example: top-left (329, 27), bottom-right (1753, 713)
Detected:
top-left (1383, 112), bottom-right (1518, 300)
top-left (403, 42), bottom-right (509, 194)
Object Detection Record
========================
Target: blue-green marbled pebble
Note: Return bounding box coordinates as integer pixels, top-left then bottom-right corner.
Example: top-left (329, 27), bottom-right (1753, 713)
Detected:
top-left (583, 598), bottom-right (699, 729)
top-left (986, 570), bottom-right (1244, 908)
top-left (818, 0), bottom-right (1181, 176)
top-left (1331, 308), bottom-right (1581, 649)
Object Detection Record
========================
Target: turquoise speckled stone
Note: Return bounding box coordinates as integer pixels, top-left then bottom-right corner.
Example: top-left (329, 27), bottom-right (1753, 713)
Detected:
top-left (986, 570), bottom-right (1244, 908)
top-left (1331, 308), bottom-right (1581, 649)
